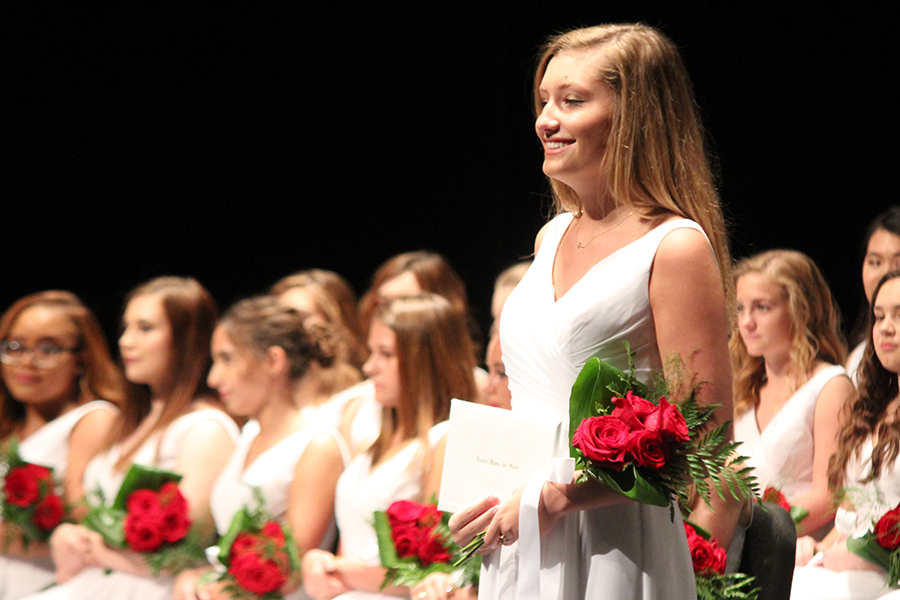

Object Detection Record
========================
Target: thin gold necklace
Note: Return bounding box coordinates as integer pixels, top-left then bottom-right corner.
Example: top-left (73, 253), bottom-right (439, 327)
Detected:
top-left (574, 210), bottom-right (634, 249)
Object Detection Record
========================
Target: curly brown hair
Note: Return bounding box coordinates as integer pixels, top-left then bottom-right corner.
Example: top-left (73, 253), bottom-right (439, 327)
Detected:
top-left (829, 269), bottom-right (900, 489)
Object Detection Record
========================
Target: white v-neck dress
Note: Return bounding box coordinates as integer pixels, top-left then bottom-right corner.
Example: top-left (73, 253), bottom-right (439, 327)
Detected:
top-left (478, 214), bottom-right (697, 600)
top-left (735, 365), bottom-right (847, 501)
top-left (0, 402), bottom-right (117, 600)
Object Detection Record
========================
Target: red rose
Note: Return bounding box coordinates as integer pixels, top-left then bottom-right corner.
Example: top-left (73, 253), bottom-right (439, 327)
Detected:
top-left (386, 500), bottom-right (424, 527)
top-left (261, 521), bottom-right (286, 547)
top-left (611, 392), bottom-right (657, 429)
top-left (572, 416), bottom-right (632, 467)
top-left (229, 552), bottom-right (287, 595)
top-left (685, 525), bottom-right (728, 576)
top-left (25, 464), bottom-right (52, 483)
top-left (124, 514), bottom-right (164, 552)
top-left (391, 524), bottom-right (421, 559)
top-left (416, 504), bottom-right (441, 528)
top-left (127, 489), bottom-right (162, 517)
top-left (643, 397), bottom-right (690, 443)
top-left (627, 429), bottom-right (669, 470)
top-left (158, 482), bottom-right (188, 513)
top-left (4, 466), bottom-right (41, 507)
top-left (875, 508), bottom-right (900, 550)
top-left (159, 504), bottom-right (191, 543)
top-left (762, 487), bottom-right (792, 513)
top-left (33, 493), bottom-right (65, 530)
top-left (230, 532), bottom-right (261, 558)
top-left (417, 529), bottom-right (452, 566)
top-left (710, 545), bottom-right (727, 575)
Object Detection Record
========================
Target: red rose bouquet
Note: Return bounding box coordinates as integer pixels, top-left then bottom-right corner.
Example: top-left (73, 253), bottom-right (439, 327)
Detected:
top-left (847, 501), bottom-right (900, 587)
top-left (568, 351), bottom-right (756, 511)
top-left (1, 441), bottom-right (66, 548)
top-left (761, 486), bottom-right (809, 527)
top-left (456, 348), bottom-right (758, 563)
top-left (211, 491), bottom-right (301, 600)
top-left (684, 522), bottom-right (758, 600)
top-left (83, 464), bottom-right (205, 574)
top-left (374, 499), bottom-right (479, 589)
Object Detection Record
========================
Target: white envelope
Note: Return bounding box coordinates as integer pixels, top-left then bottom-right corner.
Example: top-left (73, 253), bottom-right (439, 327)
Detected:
top-left (437, 399), bottom-right (562, 513)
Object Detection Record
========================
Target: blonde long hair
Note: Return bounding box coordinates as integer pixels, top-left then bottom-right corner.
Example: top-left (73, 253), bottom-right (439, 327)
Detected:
top-left (731, 250), bottom-right (846, 416)
top-left (534, 24), bottom-right (731, 293)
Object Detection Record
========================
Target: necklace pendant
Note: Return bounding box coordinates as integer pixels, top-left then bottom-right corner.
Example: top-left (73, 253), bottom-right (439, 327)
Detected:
top-left (575, 241), bottom-right (586, 249)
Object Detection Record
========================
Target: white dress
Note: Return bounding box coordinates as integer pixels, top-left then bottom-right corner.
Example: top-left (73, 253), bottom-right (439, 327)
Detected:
top-left (791, 438), bottom-right (900, 600)
top-left (331, 421), bottom-right (450, 600)
top-left (480, 214), bottom-right (698, 600)
top-left (209, 420), bottom-right (349, 600)
top-left (0, 402), bottom-right (117, 600)
top-left (22, 409), bottom-right (239, 600)
top-left (735, 365), bottom-right (847, 502)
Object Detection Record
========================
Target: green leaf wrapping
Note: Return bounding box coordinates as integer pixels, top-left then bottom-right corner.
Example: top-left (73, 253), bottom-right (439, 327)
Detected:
top-left (217, 506), bottom-right (252, 566)
top-left (790, 505), bottom-right (810, 525)
top-left (581, 461), bottom-right (669, 507)
top-left (112, 464), bottom-right (183, 511)
top-left (568, 357), bottom-right (647, 460)
top-left (846, 534), bottom-right (900, 587)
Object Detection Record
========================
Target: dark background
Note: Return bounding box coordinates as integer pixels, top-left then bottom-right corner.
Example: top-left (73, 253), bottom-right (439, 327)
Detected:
top-left (4, 4), bottom-right (894, 350)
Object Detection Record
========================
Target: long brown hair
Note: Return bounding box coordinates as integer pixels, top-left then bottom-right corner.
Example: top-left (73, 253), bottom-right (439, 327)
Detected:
top-left (534, 24), bottom-right (731, 295)
top-left (368, 294), bottom-right (477, 466)
top-left (731, 250), bottom-right (846, 416)
top-left (106, 277), bottom-right (222, 468)
top-left (0, 291), bottom-right (127, 439)
top-left (829, 270), bottom-right (900, 489)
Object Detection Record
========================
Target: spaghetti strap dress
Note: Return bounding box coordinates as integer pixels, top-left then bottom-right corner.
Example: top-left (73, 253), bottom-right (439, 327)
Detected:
top-left (478, 214), bottom-right (698, 600)
top-left (0, 401), bottom-right (117, 600)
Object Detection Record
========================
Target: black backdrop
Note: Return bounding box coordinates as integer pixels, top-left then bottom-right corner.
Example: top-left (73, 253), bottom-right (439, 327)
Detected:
top-left (5, 3), bottom-right (894, 348)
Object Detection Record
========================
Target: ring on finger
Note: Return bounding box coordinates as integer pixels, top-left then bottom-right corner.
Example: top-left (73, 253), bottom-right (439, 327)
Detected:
top-left (418, 593), bottom-right (427, 599)
top-left (499, 533), bottom-right (507, 545)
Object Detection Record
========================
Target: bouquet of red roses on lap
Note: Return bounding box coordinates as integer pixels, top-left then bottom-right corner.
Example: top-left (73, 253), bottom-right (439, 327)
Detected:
top-left (684, 522), bottom-right (759, 600)
top-left (83, 464), bottom-right (205, 573)
top-left (1, 440), bottom-right (66, 548)
top-left (375, 499), bottom-right (479, 590)
top-left (847, 501), bottom-right (900, 588)
top-left (569, 349), bottom-right (757, 511)
top-left (207, 490), bottom-right (301, 600)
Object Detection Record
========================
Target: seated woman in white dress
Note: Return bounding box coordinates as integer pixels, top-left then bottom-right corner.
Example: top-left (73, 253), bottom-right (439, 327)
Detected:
top-left (26, 277), bottom-right (239, 600)
top-left (271, 269), bottom-right (366, 400)
top-left (301, 293), bottom-right (478, 600)
top-left (0, 291), bottom-right (127, 600)
top-left (792, 269), bottom-right (900, 600)
top-left (330, 252), bottom-right (486, 459)
top-left (172, 296), bottom-right (349, 600)
top-left (846, 207), bottom-right (900, 385)
top-left (732, 250), bottom-right (855, 538)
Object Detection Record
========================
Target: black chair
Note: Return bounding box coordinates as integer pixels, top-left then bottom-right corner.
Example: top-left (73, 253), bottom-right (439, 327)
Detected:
top-left (738, 501), bottom-right (798, 600)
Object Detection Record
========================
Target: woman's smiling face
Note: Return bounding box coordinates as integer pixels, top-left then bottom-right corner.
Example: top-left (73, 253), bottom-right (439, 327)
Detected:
top-left (535, 48), bottom-right (615, 196)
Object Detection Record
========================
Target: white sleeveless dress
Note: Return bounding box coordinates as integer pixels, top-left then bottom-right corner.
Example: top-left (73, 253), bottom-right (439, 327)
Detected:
top-left (209, 419), bottom-right (349, 600)
top-left (479, 214), bottom-right (698, 600)
top-left (0, 401), bottom-right (117, 600)
top-left (735, 365), bottom-right (847, 502)
top-left (22, 409), bottom-right (239, 600)
top-left (330, 421), bottom-right (449, 600)
top-left (791, 438), bottom-right (900, 600)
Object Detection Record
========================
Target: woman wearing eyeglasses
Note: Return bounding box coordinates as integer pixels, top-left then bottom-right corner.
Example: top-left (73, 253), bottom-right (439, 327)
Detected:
top-left (0, 291), bottom-right (128, 600)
